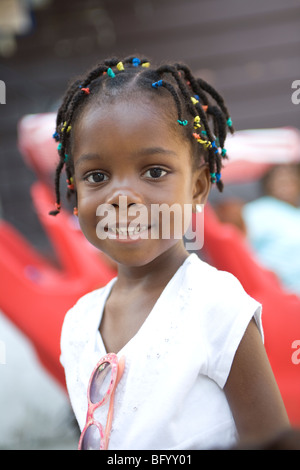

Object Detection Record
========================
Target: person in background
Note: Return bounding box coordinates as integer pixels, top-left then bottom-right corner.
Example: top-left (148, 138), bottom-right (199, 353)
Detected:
top-left (243, 163), bottom-right (300, 296)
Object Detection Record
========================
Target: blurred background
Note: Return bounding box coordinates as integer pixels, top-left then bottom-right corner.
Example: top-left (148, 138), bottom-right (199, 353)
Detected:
top-left (0, 0), bottom-right (300, 449)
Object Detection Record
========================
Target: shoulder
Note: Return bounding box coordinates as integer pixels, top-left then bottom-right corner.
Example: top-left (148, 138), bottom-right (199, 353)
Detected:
top-left (187, 254), bottom-right (261, 316)
top-left (60, 278), bottom-right (116, 360)
top-left (185, 254), bottom-right (263, 387)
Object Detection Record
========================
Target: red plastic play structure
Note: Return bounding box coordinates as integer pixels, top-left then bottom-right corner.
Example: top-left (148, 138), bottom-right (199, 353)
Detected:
top-left (203, 205), bottom-right (300, 426)
top-left (0, 184), bottom-right (116, 386)
top-left (0, 113), bottom-right (117, 386)
top-left (0, 114), bottom-right (299, 426)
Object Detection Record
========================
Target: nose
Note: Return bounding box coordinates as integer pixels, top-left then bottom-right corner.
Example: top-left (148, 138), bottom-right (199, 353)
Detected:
top-left (105, 186), bottom-right (144, 208)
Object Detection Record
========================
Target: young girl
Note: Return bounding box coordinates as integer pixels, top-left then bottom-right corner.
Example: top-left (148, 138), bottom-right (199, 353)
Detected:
top-left (53, 55), bottom-right (289, 450)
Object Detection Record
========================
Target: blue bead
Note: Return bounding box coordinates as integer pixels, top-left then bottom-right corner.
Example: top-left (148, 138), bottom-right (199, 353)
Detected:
top-left (152, 80), bottom-right (163, 88)
top-left (132, 58), bottom-right (141, 67)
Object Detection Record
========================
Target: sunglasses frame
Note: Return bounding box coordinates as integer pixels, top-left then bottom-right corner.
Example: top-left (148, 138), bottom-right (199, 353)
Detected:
top-left (78, 353), bottom-right (125, 450)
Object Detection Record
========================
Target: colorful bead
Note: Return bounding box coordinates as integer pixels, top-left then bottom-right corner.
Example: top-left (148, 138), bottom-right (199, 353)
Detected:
top-left (81, 87), bottom-right (90, 94)
top-left (141, 62), bottom-right (150, 68)
top-left (116, 61), bottom-right (124, 71)
top-left (211, 140), bottom-right (218, 153)
top-left (152, 80), bottom-right (163, 88)
top-left (216, 172), bottom-right (222, 182)
top-left (227, 117), bottom-right (233, 127)
top-left (107, 68), bottom-right (115, 78)
top-left (52, 131), bottom-right (60, 141)
top-left (194, 116), bottom-right (201, 129)
top-left (177, 119), bottom-right (188, 126)
top-left (192, 132), bottom-right (211, 148)
top-left (132, 58), bottom-right (141, 67)
top-left (67, 179), bottom-right (75, 190)
top-left (191, 96), bottom-right (199, 105)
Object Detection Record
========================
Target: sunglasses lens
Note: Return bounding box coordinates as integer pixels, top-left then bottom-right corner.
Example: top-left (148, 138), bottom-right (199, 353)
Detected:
top-left (90, 361), bottom-right (112, 404)
top-left (80, 424), bottom-right (101, 450)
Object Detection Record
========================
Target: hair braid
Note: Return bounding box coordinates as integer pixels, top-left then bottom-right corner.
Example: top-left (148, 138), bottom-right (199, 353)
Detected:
top-left (197, 77), bottom-right (234, 134)
top-left (49, 55), bottom-right (233, 215)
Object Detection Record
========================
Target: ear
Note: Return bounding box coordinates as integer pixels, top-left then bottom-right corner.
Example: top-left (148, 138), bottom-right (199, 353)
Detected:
top-left (192, 164), bottom-right (211, 210)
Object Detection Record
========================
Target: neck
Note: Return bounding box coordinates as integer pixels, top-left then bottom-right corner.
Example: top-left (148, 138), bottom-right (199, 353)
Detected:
top-left (114, 243), bottom-right (190, 292)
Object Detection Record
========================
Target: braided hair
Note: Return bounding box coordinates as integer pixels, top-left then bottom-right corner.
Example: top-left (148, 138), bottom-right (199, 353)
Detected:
top-left (50, 55), bottom-right (234, 215)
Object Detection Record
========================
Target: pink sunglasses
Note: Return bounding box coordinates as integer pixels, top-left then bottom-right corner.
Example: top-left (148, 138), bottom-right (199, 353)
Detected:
top-left (78, 353), bottom-right (125, 450)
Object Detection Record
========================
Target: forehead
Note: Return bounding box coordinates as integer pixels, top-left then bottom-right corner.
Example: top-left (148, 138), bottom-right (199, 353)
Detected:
top-left (72, 95), bottom-right (192, 158)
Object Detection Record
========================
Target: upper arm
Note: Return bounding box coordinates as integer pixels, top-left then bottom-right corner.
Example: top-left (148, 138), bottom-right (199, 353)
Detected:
top-left (224, 318), bottom-right (290, 446)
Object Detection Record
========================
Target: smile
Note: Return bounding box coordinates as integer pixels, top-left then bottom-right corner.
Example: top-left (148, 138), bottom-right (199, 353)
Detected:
top-left (108, 225), bottom-right (149, 236)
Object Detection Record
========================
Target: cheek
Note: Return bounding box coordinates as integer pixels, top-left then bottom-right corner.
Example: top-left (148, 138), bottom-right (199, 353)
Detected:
top-left (76, 191), bottom-right (100, 239)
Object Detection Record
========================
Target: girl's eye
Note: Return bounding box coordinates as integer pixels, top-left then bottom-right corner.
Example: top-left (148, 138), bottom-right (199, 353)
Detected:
top-left (144, 168), bottom-right (167, 179)
top-left (85, 172), bottom-right (108, 184)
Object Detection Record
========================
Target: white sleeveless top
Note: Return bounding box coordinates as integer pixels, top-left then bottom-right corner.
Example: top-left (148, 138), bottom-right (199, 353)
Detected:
top-left (60, 254), bottom-right (262, 450)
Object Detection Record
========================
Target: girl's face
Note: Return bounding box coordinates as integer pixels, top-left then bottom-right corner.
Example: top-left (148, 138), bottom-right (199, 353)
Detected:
top-left (72, 96), bottom-right (210, 267)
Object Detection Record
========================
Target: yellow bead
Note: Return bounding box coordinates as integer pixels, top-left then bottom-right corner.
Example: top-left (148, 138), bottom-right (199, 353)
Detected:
top-left (116, 62), bottom-right (124, 71)
top-left (194, 116), bottom-right (201, 128)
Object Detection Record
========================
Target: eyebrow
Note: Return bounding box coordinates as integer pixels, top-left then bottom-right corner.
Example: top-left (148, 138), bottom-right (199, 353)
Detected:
top-left (74, 147), bottom-right (178, 167)
top-left (136, 147), bottom-right (178, 157)
top-left (74, 153), bottom-right (101, 168)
